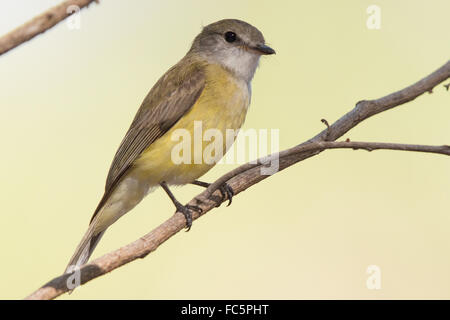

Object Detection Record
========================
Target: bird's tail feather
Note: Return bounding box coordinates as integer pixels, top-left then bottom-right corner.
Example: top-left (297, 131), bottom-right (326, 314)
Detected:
top-left (65, 226), bottom-right (105, 274)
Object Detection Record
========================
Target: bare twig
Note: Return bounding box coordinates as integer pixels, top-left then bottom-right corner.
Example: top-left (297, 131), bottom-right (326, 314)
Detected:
top-left (0, 0), bottom-right (98, 56)
top-left (25, 60), bottom-right (450, 300)
top-left (321, 118), bottom-right (331, 140)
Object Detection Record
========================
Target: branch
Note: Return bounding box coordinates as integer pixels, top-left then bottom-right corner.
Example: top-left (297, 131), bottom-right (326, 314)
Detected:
top-left (205, 61), bottom-right (450, 196)
top-left (0, 0), bottom-right (98, 56)
top-left (25, 60), bottom-right (450, 300)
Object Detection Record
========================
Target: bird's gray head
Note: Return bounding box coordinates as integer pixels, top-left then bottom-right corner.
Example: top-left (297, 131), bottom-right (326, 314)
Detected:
top-left (189, 19), bottom-right (275, 82)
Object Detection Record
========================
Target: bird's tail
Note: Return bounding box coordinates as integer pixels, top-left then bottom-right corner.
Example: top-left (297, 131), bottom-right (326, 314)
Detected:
top-left (64, 225), bottom-right (105, 274)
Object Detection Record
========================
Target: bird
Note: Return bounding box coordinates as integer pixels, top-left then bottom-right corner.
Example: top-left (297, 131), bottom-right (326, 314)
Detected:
top-left (65, 19), bottom-right (275, 274)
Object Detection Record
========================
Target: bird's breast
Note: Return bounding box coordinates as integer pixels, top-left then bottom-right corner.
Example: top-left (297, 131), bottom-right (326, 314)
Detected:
top-left (197, 63), bottom-right (251, 130)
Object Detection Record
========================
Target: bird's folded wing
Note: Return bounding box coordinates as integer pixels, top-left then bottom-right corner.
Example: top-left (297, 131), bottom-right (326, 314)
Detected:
top-left (91, 60), bottom-right (206, 222)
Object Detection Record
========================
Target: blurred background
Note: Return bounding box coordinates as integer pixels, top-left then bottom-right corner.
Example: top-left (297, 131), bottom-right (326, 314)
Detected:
top-left (0, 0), bottom-right (449, 299)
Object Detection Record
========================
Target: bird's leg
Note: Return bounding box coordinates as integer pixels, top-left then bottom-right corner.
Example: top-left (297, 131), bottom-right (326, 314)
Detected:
top-left (160, 181), bottom-right (202, 231)
top-left (191, 180), bottom-right (235, 207)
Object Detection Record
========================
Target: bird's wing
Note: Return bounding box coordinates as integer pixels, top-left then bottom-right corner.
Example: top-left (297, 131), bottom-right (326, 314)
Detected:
top-left (91, 60), bottom-right (206, 222)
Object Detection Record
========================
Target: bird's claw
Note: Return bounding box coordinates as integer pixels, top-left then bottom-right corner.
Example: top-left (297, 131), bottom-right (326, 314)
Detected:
top-left (175, 202), bottom-right (202, 231)
top-left (217, 183), bottom-right (234, 207)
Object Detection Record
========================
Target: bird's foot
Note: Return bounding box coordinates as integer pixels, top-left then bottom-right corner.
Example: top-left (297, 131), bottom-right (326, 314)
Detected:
top-left (217, 183), bottom-right (234, 207)
top-left (174, 201), bottom-right (203, 231)
top-left (191, 180), bottom-right (235, 207)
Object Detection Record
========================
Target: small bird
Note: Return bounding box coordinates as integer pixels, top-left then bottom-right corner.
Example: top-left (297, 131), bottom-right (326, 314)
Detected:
top-left (65, 19), bottom-right (275, 273)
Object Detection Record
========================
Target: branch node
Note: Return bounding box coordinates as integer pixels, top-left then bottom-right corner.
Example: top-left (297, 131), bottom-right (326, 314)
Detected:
top-left (355, 100), bottom-right (371, 109)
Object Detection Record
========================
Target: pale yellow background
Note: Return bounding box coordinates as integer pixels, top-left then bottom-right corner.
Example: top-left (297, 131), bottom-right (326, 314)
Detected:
top-left (0, 0), bottom-right (449, 299)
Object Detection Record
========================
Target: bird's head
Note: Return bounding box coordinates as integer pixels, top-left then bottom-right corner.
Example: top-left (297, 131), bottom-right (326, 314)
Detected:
top-left (189, 19), bottom-right (275, 82)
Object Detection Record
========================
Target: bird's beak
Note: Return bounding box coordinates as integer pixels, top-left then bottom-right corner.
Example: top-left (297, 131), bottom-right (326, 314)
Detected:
top-left (253, 43), bottom-right (276, 55)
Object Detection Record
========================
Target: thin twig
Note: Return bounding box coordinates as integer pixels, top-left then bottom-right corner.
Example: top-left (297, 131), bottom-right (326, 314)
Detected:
top-left (0, 0), bottom-right (98, 56)
top-left (25, 60), bottom-right (450, 300)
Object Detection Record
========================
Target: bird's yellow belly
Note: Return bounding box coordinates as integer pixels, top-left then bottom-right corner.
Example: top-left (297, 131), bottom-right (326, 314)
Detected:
top-left (132, 65), bottom-right (250, 186)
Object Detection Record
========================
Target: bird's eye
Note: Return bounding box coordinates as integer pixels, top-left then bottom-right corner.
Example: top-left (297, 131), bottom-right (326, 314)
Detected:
top-left (224, 31), bottom-right (237, 43)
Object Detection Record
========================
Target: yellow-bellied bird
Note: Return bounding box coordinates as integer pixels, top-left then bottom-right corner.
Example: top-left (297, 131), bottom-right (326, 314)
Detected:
top-left (66, 19), bottom-right (275, 273)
